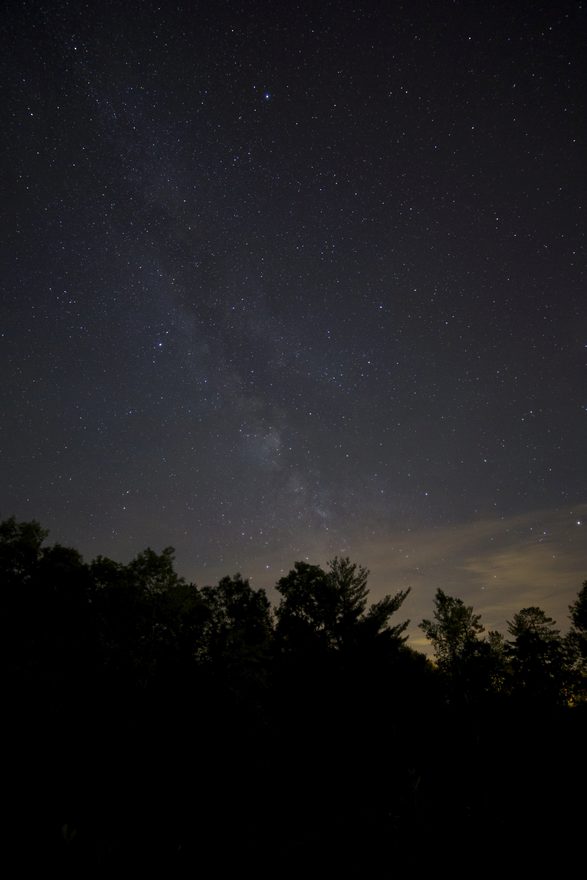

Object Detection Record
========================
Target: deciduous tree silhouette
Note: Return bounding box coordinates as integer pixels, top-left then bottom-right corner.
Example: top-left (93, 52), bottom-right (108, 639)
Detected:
top-left (506, 606), bottom-right (565, 704)
top-left (419, 589), bottom-right (507, 701)
top-left (198, 574), bottom-right (273, 703)
top-left (0, 516), bottom-right (48, 586)
top-left (570, 581), bottom-right (587, 633)
top-left (568, 581), bottom-right (587, 660)
top-left (565, 581), bottom-right (587, 701)
top-left (1, 517), bottom-right (585, 873)
top-left (419, 588), bottom-right (484, 671)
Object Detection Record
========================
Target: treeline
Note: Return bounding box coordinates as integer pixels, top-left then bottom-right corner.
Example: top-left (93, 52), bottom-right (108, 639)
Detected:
top-left (2, 517), bottom-right (586, 874)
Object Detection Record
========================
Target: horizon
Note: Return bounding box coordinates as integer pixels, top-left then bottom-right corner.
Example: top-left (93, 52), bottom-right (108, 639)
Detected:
top-left (2, 0), bottom-right (585, 643)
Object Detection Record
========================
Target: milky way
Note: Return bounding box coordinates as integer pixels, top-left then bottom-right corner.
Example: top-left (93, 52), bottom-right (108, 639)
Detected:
top-left (2, 0), bottom-right (585, 640)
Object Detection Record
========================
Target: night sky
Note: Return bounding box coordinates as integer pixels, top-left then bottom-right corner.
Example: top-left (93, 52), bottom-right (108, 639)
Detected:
top-left (2, 0), bottom-right (585, 647)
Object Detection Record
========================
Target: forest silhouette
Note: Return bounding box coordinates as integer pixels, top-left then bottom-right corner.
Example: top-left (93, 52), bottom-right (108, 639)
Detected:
top-left (2, 517), bottom-right (585, 874)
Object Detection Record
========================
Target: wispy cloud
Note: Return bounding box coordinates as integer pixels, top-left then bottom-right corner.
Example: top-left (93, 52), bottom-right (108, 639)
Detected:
top-left (196, 503), bottom-right (587, 653)
top-left (359, 503), bottom-right (587, 648)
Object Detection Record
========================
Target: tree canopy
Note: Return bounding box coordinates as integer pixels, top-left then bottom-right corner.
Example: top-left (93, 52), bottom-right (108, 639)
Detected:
top-left (506, 606), bottom-right (565, 704)
top-left (419, 588), bottom-right (484, 670)
top-left (276, 556), bottom-right (410, 652)
top-left (1, 517), bottom-right (585, 874)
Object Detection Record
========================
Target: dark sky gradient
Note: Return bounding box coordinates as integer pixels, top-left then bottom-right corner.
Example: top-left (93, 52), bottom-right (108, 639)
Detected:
top-left (2, 0), bottom-right (585, 647)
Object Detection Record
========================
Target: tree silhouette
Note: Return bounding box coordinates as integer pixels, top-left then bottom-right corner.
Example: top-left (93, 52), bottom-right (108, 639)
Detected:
top-left (418, 589), bottom-right (510, 702)
top-left (568, 581), bottom-right (587, 660)
top-left (1, 517), bottom-right (585, 872)
top-left (506, 606), bottom-right (565, 704)
top-left (419, 589), bottom-right (484, 669)
top-left (566, 582), bottom-right (587, 701)
top-left (569, 581), bottom-right (587, 633)
top-left (0, 516), bottom-right (48, 586)
top-left (198, 573), bottom-right (273, 701)
top-left (276, 556), bottom-right (409, 653)
top-left (126, 546), bottom-right (184, 594)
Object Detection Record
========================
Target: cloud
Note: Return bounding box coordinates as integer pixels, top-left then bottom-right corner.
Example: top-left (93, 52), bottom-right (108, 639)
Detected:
top-left (188, 502), bottom-right (587, 654)
top-left (359, 503), bottom-right (587, 649)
